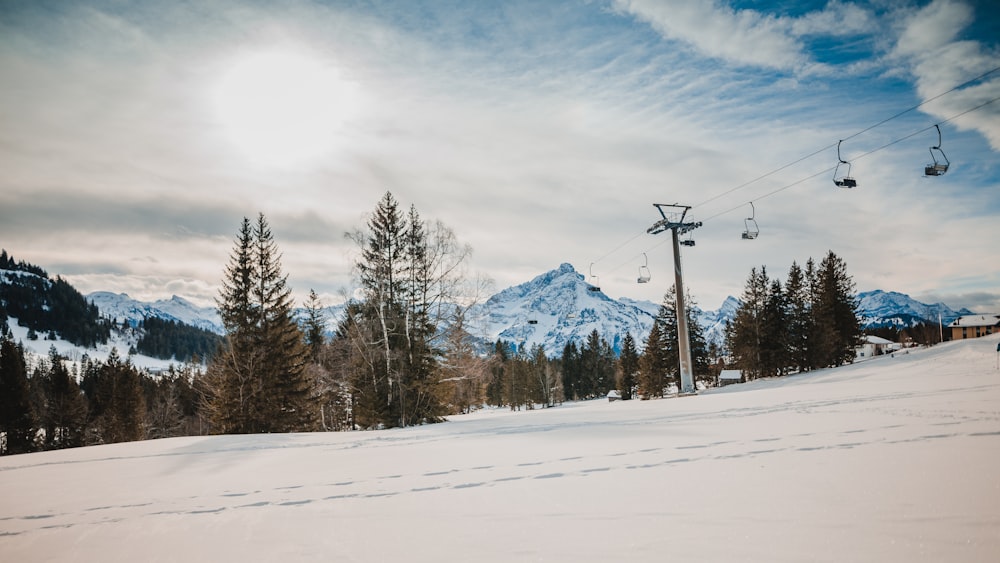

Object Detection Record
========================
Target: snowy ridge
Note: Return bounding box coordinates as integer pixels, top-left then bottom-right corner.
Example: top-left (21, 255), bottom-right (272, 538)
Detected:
top-left (87, 291), bottom-right (224, 334)
top-left (856, 290), bottom-right (967, 328)
top-left (472, 263), bottom-right (655, 355)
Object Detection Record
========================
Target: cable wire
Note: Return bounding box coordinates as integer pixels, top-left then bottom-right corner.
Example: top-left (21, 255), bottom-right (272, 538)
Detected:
top-left (586, 67), bottom-right (1000, 272)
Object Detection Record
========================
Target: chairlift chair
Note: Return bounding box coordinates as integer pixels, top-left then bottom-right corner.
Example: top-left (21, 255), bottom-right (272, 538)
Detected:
top-left (527, 319), bottom-right (538, 325)
top-left (637, 253), bottom-right (651, 283)
top-left (680, 232), bottom-right (696, 247)
top-left (924, 124), bottom-right (950, 176)
top-left (741, 202), bottom-right (759, 240)
top-left (833, 140), bottom-right (857, 188)
top-left (588, 263), bottom-right (601, 292)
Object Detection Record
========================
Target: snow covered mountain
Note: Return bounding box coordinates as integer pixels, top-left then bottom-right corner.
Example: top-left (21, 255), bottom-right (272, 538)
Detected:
top-left (470, 263), bottom-right (655, 355)
top-left (77, 272), bottom-right (973, 358)
top-left (856, 290), bottom-right (968, 328)
top-left (87, 292), bottom-right (224, 334)
top-left (87, 291), bottom-right (350, 338)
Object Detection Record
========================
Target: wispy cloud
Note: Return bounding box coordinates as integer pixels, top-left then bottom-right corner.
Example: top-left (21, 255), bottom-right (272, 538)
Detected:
top-left (612, 0), bottom-right (876, 73)
top-left (890, 0), bottom-right (1000, 150)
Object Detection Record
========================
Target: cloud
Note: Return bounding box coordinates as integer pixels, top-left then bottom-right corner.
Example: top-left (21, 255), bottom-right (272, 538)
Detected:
top-left (891, 0), bottom-right (1000, 150)
top-left (612, 0), bottom-right (876, 72)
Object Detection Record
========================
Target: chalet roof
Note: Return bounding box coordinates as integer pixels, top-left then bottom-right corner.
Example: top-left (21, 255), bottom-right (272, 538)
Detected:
top-left (861, 335), bottom-right (894, 345)
top-left (948, 314), bottom-right (1000, 328)
top-left (719, 370), bottom-right (743, 380)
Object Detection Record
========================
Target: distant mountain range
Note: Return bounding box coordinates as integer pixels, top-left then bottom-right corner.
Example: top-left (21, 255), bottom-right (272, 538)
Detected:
top-left (4, 260), bottom-right (977, 362)
top-left (855, 290), bottom-right (971, 328)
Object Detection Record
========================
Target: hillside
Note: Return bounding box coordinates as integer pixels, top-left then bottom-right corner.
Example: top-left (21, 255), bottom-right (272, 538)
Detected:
top-left (2, 334), bottom-right (997, 562)
top-left (0, 257), bottom-right (111, 347)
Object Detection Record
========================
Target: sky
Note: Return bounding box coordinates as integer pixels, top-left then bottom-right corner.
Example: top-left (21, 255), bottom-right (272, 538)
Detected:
top-left (1, 0), bottom-right (998, 315)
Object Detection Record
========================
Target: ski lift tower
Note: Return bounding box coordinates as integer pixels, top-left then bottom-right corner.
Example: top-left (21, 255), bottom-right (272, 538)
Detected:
top-left (647, 203), bottom-right (702, 395)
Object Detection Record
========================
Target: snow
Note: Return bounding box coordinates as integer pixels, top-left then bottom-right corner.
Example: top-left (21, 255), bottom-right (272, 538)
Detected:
top-left (2, 335), bottom-right (999, 561)
top-left (86, 291), bottom-right (223, 334)
top-left (6, 318), bottom-right (183, 372)
top-left (949, 314), bottom-right (1000, 328)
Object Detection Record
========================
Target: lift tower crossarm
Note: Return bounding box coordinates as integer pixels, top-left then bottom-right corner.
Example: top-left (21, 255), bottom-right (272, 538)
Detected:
top-left (647, 204), bottom-right (703, 236)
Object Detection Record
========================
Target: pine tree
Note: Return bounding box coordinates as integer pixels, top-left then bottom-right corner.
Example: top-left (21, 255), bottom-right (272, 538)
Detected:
top-left (81, 348), bottom-right (144, 443)
top-left (485, 340), bottom-right (510, 407)
top-left (40, 347), bottom-right (87, 449)
top-left (345, 193), bottom-right (464, 427)
top-left (759, 279), bottom-right (788, 377)
top-left (639, 321), bottom-right (667, 398)
top-left (0, 337), bottom-right (37, 454)
top-left (813, 251), bottom-right (860, 367)
top-left (560, 341), bottom-right (581, 401)
top-left (302, 289), bottom-right (326, 364)
top-left (618, 332), bottom-right (639, 400)
top-left (727, 267), bottom-right (770, 380)
top-left (205, 213), bottom-right (315, 434)
top-left (785, 261), bottom-right (812, 373)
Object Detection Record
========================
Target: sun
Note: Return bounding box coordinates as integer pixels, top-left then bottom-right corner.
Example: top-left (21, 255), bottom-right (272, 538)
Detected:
top-left (214, 49), bottom-right (362, 166)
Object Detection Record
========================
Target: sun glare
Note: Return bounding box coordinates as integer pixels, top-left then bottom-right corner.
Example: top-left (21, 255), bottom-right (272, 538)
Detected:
top-left (214, 49), bottom-right (362, 166)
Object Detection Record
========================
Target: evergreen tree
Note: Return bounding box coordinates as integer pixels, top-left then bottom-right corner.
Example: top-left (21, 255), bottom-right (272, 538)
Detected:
top-left (727, 267), bottom-right (770, 380)
top-left (560, 341), bottom-right (581, 401)
top-left (344, 193), bottom-right (461, 427)
top-left (38, 347), bottom-right (87, 449)
top-left (759, 279), bottom-right (788, 377)
top-left (648, 287), bottom-right (709, 389)
top-left (0, 337), bottom-right (37, 454)
top-left (205, 213), bottom-right (314, 433)
top-left (82, 348), bottom-right (146, 444)
top-left (485, 340), bottom-right (510, 407)
top-left (784, 261), bottom-right (813, 373)
top-left (618, 332), bottom-right (639, 400)
top-left (639, 321), bottom-right (667, 398)
top-left (302, 289), bottom-right (326, 363)
top-left (812, 251), bottom-right (860, 367)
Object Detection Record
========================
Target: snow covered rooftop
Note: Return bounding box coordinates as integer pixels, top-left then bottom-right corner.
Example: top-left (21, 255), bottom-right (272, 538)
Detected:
top-left (861, 335), bottom-right (895, 345)
top-left (948, 314), bottom-right (1000, 328)
top-left (718, 369), bottom-right (743, 380)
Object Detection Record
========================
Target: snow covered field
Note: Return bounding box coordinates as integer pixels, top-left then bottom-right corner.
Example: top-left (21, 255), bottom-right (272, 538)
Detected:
top-left (2, 335), bottom-right (999, 562)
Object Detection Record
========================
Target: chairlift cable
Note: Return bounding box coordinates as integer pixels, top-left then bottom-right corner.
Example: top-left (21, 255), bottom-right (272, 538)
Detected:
top-left (584, 72), bottom-right (1000, 275)
top-left (698, 94), bottom-right (1000, 223)
top-left (691, 65), bottom-right (1000, 211)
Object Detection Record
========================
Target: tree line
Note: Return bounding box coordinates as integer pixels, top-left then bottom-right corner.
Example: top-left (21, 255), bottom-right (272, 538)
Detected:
top-left (725, 251), bottom-right (861, 380)
top-left (0, 334), bottom-right (202, 455)
top-left (6, 195), bottom-right (876, 454)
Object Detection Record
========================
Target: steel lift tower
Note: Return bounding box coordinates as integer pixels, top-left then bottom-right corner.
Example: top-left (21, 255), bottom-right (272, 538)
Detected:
top-left (647, 204), bottom-right (702, 395)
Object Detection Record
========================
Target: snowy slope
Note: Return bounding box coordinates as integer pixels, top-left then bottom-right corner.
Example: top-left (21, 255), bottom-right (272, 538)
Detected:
top-left (6, 317), bottom-right (182, 371)
top-left (2, 334), bottom-right (998, 562)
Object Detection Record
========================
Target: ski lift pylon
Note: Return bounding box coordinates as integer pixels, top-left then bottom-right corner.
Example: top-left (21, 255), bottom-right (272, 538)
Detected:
top-left (833, 140), bottom-right (857, 188)
top-left (924, 124), bottom-right (950, 176)
top-left (588, 263), bottom-right (601, 292)
top-left (637, 253), bottom-right (651, 283)
top-left (742, 202), bottom-right (759, 240)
